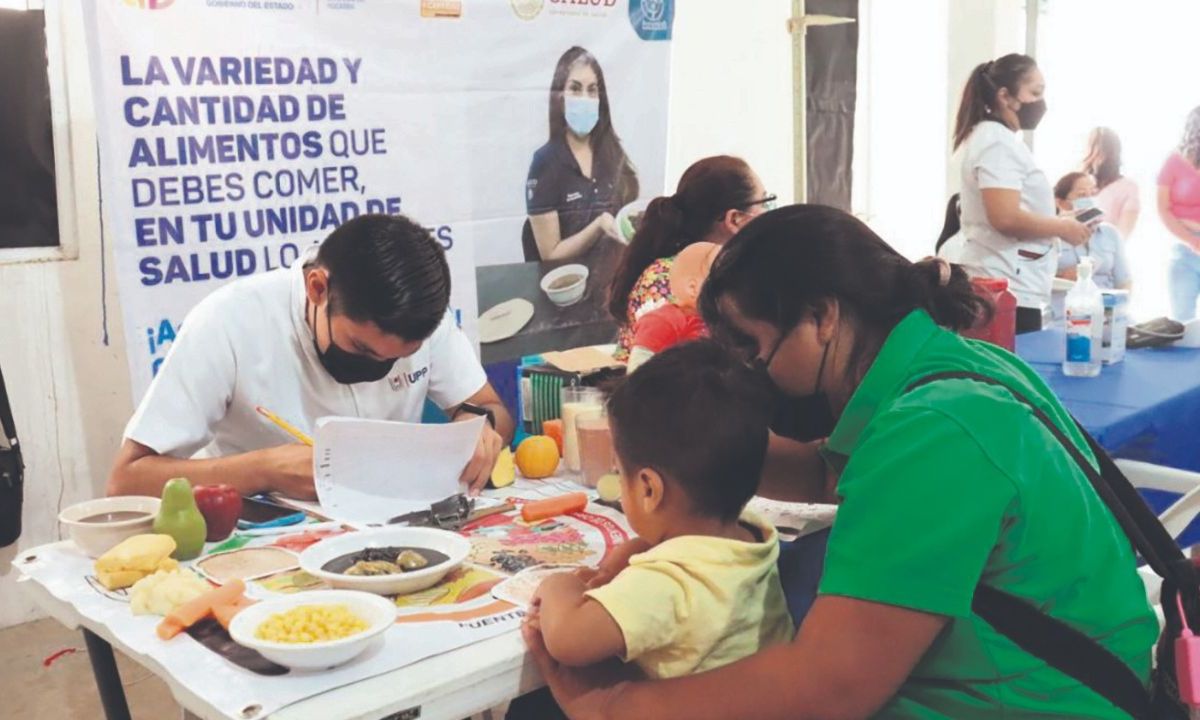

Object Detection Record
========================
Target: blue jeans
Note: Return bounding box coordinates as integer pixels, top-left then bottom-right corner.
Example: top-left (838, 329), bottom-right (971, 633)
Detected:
top-left (1169, 244), bottom-right (1200, 321)
top-left (777, 527), bottom-right (830, 627)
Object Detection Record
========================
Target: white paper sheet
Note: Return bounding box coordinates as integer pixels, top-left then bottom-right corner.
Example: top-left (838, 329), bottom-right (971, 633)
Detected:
top-left (314, 416), bottom-right (486, 524)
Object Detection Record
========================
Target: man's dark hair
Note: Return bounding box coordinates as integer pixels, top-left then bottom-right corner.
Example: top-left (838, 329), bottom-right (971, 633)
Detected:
top-left (316, 214), bottom-right (451, 341)
top-left (606, 340), bottom-right (772, 522)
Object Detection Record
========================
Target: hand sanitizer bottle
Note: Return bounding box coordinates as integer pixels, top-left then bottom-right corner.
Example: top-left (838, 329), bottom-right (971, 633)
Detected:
top-left (1063, 257), bottom-right (1104, 378)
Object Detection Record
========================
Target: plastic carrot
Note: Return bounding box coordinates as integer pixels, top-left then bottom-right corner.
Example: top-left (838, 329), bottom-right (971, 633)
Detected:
top-left (521, 492), bottom-right (588, 522)
top-left (213, 595), bottom-right (257, 630)
top-left (157, 579), bottom-right (246, 640)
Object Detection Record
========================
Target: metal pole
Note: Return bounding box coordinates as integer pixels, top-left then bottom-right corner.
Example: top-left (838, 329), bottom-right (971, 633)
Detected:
top-left (792, 0), bottom-right (808, 204)
top-left (83, 629), bottom-right (132, 720)
top-left (1023, 0), bottom-right (1040, 150)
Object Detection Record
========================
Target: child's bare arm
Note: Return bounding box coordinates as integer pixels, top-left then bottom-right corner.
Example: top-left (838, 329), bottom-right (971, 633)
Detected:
top-left (534, 572), bottom-right (626, 667)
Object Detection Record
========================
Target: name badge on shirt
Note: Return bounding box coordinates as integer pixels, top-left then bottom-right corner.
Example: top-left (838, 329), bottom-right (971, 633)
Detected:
top-left (388, 366), bottom-right (429, 391)
top-left (565, 191), bottom-right (584, 203)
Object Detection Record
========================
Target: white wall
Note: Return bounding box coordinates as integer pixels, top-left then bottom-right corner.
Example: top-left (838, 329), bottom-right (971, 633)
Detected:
top-left (665, 0), bottom-right (794, 197)
top-left (0, 0), bottom-right (798, 629)
top-left (0, 1), bottom-right (133, 627)
top-left (853, 0), bottom-right (1024, 261)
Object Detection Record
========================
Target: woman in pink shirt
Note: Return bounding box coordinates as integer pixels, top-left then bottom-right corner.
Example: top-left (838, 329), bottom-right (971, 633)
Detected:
top-left (1082, 127), bottom-right (1140, 240)
top-left (1159, 107), bottom-right (1200, 320)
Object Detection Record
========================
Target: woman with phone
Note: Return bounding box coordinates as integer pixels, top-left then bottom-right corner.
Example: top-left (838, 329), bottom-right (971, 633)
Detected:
top-left (952, 53), bottom-right (1090, 333)
top-left (1053, 172), bottom-right (1131, 290)
top-left (1158, 106), bottom-right (1200, 321)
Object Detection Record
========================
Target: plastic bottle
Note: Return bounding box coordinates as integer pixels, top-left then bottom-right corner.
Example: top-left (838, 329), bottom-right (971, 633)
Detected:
top-left (1063, 257), bottom-right (1104, 377)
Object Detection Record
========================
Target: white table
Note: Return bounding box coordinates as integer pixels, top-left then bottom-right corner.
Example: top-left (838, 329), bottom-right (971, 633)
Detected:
top-left (20, 541), bottom-right (543, 720)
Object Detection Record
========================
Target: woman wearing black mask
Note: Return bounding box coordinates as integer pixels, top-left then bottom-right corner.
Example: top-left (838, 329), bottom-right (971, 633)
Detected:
top-left (953, 53), bottom-right (1091, 332)
top-left (523, 205), bottom-right (1156, 720)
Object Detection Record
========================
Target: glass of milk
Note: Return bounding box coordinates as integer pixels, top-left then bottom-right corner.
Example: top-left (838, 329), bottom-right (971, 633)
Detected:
top-left (560, 387), bottom-right (604, 475)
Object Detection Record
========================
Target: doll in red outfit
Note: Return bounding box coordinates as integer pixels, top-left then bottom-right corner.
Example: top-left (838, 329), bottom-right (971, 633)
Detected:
top-left (627, 242), bottom-right (719, 371)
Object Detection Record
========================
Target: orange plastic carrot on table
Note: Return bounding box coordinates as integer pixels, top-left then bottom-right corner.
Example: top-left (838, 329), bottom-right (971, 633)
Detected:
top-left (157, 579), bottom-right (246, 640)
top-left (521, 492), bottom-right (588, 522)
top-left (213, 595), bottom-right (258, 631)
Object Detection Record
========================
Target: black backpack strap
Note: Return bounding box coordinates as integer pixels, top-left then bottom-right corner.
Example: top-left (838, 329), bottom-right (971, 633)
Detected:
top-left (0, 361), bottom-right (17, 448)
top-left (973, 584), bottom-right (1151, 718)
top-left (903, 370), bottom-right (1192, 719)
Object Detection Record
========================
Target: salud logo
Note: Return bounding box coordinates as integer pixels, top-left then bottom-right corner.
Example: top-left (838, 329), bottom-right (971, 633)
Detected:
top-left (122, 0), bottom-right (175, 8)
top-left (510, 0), bottom-right (543, 20)
top-left (629, 0), bottom-right (672, 40)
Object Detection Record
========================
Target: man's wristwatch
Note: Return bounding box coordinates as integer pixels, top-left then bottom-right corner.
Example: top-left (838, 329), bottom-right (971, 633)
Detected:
top-left (454, 402), bottom-right (496, 429)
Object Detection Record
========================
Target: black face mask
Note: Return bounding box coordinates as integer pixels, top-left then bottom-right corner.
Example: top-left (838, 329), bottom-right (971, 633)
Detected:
top-left (308, 290), bottom-right (397, 385)
top-left (1016, 98), bottom-right (1047, 131)
top-left (753, 327), bottom-right (838, 442)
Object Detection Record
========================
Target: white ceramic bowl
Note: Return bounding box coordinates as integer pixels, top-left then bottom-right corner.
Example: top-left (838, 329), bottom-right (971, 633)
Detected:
top-left (540, 264), bottom-right (589, 307)
top-left (58, 496), bottom-right (161, 558)
top-left (229, 590), bottom-right (396, 670)
top-left (298, 527), bottom-right (471, 596)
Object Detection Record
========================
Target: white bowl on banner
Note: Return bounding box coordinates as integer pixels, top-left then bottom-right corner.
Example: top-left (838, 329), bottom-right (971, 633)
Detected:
top-left (540, 264), bottom-right (589, 307)
top-left (298, 527), bottom-right (470, 596)
top-left (58, 496), bottom-right (161, 558)
top-left (229, 590), bottom-right (396, 671)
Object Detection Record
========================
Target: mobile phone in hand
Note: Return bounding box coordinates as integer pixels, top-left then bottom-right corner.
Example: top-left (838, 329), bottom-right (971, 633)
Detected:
top-left (1074, 206), bottom-right (1104, 224)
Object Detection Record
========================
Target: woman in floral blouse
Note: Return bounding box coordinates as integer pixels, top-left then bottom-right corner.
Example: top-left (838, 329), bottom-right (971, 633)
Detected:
top-left (608, 156), bottom-right (774, 360)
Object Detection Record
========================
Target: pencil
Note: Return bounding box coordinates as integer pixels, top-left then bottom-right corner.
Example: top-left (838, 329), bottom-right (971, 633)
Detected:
top-left (255, 406), bottom-right (314, 446)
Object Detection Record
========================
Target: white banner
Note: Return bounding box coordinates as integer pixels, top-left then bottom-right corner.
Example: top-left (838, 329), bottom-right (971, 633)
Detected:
top-left (84, 0), bottom-right (674, 400)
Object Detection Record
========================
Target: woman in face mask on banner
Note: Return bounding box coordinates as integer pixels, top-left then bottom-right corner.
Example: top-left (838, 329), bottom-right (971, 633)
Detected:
top-left (522, 205), bottom-right (1157, 720)
top-left (522, 46), bottom-right (639, 263)
top-left (953, 53), bottom-right (1091, 333)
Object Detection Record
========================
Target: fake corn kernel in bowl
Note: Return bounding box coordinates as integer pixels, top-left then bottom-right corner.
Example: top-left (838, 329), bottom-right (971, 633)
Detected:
top-left (229, 590), bottom-right (398, 670)
top-left (255, 604), bottom-right (369, 644)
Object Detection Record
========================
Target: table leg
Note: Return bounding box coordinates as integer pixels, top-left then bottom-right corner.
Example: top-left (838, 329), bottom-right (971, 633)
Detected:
top-left (83, 628), bottom-right (133, 720)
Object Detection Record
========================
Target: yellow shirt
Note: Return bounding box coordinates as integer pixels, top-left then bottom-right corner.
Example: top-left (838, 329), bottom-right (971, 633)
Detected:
top-left (584, 511), bottom-right (794, 679)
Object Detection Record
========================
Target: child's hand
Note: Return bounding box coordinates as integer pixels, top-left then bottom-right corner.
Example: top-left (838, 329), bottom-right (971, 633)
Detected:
top-left (534, 570), bottom-right (586, 606)
top-left (573, 566), bottom-right (600, 585)
top-left (524, 596), bottom-right (543, 633)
top-left (587, 537), bottom-right (652, 589)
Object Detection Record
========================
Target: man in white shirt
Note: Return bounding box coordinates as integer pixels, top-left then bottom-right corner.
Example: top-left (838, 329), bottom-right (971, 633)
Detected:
top-left (108, 214), bottom-right (513, 500)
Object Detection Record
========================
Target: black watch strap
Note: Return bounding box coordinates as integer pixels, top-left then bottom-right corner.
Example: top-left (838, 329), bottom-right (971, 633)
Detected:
top-left (455, 402), bottom-right (495, 429)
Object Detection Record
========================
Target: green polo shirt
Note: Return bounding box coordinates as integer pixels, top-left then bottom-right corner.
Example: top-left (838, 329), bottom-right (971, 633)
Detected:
top-left (819, 310), bottom-right (1157, 719)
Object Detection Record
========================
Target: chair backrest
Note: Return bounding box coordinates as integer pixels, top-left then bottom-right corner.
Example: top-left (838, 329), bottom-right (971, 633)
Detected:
top-left (1118, 459), bottom-right (1200, 613)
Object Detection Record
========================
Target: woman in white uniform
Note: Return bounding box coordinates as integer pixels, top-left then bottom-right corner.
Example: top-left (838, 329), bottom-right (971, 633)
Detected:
top-left (953, 53), bottom-right (1091, 332)
top-left (108, 214), bottom-right (514, 500)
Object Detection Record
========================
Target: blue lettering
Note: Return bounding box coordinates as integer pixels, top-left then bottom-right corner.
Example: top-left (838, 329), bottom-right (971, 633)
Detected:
top-left (139, 256), bottom-right (163, 286)
top-left (342, 58), bottom-right (362, 84)
top-left (124, 97), bottom-right (149, 127)
top-left (156, 319), bottom-right (176, 346)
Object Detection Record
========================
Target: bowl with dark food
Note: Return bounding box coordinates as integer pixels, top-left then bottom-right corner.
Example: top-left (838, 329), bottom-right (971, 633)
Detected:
top-left (59, 496), bottom-right (161, 558)
top-left (539, 264), bottom-right (589, 307)
top-left (298, 527), bottom-right (471, 596)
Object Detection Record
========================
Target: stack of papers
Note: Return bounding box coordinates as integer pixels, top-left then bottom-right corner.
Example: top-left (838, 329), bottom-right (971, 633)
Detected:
top-left (312, 416), bottom-right (486, 525)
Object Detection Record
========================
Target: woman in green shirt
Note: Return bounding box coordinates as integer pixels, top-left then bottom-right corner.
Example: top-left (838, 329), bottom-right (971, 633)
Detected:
top-left (523, 204), bottom-right (1157, 719)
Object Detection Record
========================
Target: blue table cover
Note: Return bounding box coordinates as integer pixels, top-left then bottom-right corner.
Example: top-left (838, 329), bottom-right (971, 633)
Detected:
top-left (1017, 330), bottom-right (1200, 545)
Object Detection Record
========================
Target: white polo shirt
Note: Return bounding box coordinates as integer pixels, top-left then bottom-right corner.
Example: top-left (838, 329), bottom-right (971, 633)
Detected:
top-left (125, 259), bottom-right (487, 459)
top-left (958, 120), bottom-right (1059, 308)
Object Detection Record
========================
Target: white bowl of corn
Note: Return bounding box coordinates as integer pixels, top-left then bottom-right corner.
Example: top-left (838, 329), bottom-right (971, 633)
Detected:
top-left (229, 590), bottom-right (396, 670)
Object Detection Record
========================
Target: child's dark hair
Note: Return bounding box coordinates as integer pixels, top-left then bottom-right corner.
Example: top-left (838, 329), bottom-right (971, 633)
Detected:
top-left (606, 340), bottom-right (772, 522)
